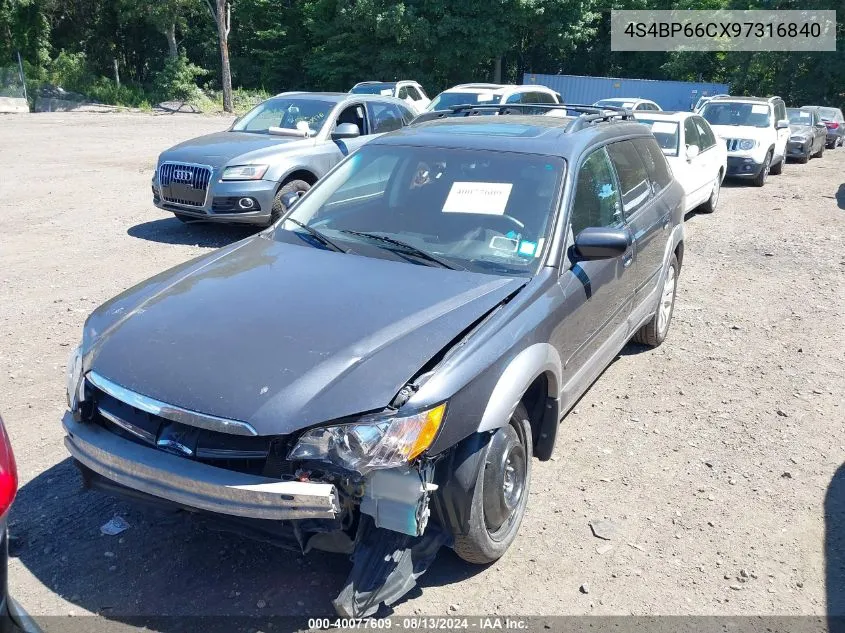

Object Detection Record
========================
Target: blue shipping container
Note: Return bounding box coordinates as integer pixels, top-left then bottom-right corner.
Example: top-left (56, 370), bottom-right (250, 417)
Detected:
top-left (523, 73), bottom-right (730, 112)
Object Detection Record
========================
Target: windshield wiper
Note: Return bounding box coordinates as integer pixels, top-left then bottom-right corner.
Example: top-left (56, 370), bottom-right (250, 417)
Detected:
top-left (285, 218), bottom-right (348, 253)
top-left (340, 230), bottom-right (460, 270)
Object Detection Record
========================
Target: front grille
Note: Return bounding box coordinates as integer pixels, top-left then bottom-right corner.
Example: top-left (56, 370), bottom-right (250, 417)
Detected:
top-left (88, 384), bottom-right (282, 476)
top-left (725, 138), bottom-right (739, 151)
top-left (159, 163), bottom-right (212, 207)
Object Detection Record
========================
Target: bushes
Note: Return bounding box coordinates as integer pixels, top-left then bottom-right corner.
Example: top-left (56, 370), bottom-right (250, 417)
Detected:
top-left (151, 54), bottom-right (207, 102)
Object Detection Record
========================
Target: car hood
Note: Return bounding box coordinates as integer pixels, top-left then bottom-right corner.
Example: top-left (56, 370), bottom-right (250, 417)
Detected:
top-left (789, 124), bottom-right (813, 135)
top-left (709, 124), bottom-right (769, 138)
top-left (160, 131), bottom-right (316, 169)
top-left (85, 237), bottom-right (524, 436)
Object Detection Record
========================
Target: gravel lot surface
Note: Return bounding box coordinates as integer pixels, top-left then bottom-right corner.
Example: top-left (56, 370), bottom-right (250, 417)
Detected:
top-left (0, 112), bottom-right (843, 628)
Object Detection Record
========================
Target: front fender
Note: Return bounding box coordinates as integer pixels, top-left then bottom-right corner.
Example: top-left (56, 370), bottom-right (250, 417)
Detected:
top-left (477, 343), bottom-right (561, 433)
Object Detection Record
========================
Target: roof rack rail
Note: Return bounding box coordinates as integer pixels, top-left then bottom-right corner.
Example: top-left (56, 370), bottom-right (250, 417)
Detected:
top-left (411, 103), bottom-right (636, 132)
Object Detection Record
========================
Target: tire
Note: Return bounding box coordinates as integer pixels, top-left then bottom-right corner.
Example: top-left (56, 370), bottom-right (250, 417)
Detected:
top-left (769, 155), bottom-right (783, 175)
top-left (453, 404), bottom-right (533, 565)
top-left (698, 172), bottom-right (721, 214)
top-left (632, 253), bottom-right (679, 348)
top-left (270, 179), bottom-right (311, 224)
top-left (752, 152), bottom-right (772, 187)
top-left (796, 154), bottom-right (809, 164)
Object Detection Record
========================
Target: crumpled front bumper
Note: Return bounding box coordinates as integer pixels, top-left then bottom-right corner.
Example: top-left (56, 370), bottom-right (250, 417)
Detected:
top-left (62, 413), bottom-right (339, 521)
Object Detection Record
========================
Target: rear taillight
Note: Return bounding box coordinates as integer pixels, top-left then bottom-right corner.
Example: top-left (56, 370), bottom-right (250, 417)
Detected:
top-left (825, 121), bottom-right (839, 129)
top-left (0, 418), bottom-right (18, 517)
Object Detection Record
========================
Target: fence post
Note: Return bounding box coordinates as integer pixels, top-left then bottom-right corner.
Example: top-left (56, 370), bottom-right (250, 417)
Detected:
top-left (16, 51), bottom-right (27, 102)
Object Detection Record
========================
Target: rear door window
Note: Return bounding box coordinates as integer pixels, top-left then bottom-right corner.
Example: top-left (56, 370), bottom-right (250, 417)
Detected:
top-left (632, 137), bottom-right (673, 193)
top-left (606, 140), bottom-right (652, 216)
top-left (368, 102), bottom-right (405, 134)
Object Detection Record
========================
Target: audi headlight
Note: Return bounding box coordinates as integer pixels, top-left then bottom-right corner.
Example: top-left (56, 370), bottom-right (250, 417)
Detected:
top-left (221, 164), bottom-right (269, 181)
top-left (65, 344), bottom-right (85, 411)
top-left (738, 139), bottom-right (756, 151)
top-left (288, 403), bottom-right (446, 475)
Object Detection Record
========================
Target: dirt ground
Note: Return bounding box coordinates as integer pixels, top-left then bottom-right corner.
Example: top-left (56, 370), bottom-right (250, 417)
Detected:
top-left (0, 112), bottom-right (843, 628)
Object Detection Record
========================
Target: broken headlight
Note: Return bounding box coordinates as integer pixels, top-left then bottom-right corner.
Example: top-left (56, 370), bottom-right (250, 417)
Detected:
top-left (65, 344), bottom-right (85, 411)
top-left (288, 403), bottom-right (446, 475)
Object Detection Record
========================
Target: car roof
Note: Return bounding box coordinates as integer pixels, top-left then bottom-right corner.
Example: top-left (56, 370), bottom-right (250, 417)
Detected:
top-left (370, 114), bottom-right (654, 158)
top-left (709, 95), bottom-right (776, 104)
top-left (633, 110), bottom-right (692, 121)
top-left (597, 97), bottom-right (647, 103)
top-left (444, 84), bottom-right (552, 94)
top-left (272, 91), bottom-right (406, 104)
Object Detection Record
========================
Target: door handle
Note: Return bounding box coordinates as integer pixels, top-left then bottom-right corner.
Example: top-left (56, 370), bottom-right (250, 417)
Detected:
top-left (622, 252), bottom-right (634, 268)
top-left (662, 217), bottom-right (670, 230)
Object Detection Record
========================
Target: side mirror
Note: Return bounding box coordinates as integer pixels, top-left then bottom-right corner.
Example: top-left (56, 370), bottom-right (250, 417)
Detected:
top-left (776, 119), bottom-right (789, 130)
top-left (332, 122), bottom-right (360, 140)
top-left (280, 190), bottom-right (303, 211)
top-left (816, 122), bottom-right (827, 129)
top-left (574, 227), bottom-right (630, 261)
top-left (685, 144), bottom-right (701, 161)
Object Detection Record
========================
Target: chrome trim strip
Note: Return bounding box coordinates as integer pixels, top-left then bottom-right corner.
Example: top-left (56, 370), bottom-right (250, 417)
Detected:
top-left (98, 407), bottom-right (156, 444)
top-left (87, 371), bottom-right (258, 437)
top-left (195, 447), bottom-right (269, 460)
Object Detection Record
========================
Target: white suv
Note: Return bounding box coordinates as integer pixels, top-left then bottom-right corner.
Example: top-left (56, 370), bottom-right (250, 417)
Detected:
top-left (700, 95), bottom-right (789, 186)
top-left (426, 84), bottom-right (560, 111)
top-left (350, 81), bottom-right (431, 113)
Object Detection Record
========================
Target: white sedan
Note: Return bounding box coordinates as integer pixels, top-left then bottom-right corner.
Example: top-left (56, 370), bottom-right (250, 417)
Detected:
top-left (634, 111), bottom-right (727, 214)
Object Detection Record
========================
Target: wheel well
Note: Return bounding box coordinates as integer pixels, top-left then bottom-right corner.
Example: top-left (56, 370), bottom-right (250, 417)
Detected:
top-left (281, 169), bottom-right (317, 188)
top-left (521, 372), bottom-right (559, 461)
top-left (674, 240), bottom-right (684, 270)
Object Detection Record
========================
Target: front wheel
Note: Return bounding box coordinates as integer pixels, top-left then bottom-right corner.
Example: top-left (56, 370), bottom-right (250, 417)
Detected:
top-left (752, 152), bottom-right (772, 187)
top-left (632, 253), bottom-right (678, 348)
top-left (270, 179), bottom-right (311, 224)
top-left (452, 404), bottom-right (533, 564)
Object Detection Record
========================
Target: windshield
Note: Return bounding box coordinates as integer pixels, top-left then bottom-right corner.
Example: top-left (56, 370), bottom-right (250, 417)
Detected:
top-left (702, 102), bottom-right (771, 128)
top-left (351, 83), bottom-right (395, 96)
top-left (232, 98), bottom-right (335, 135)
top-left (787, 108), bottom-right (813, 125)
top-left (595, 99), bottom-right (634, 109)
top-left (273, 145), bottom-right (564, 276)
top-left (429, 91), bottom-right (501, 110)
top-left (818, 107), bottom-right (839, 121)
top-left (637, 119), bottom-right (680, 156)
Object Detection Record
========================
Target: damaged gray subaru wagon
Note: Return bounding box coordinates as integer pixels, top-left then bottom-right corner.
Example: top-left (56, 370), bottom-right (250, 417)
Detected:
top-left (63, 103), bottom-right (684, 615)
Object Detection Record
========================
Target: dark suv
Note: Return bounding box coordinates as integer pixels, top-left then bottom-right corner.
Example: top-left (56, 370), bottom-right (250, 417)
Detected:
top-left (63, 104), bottom-right (685, 616)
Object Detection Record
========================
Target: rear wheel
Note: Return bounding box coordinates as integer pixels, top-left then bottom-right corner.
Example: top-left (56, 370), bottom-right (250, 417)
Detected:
top-left (752, 152), bottom-right (772, 187)
top-left (699, 173), bottom-right (721, 214)
top-left (271, 179), bottom-right (311, 224)
top-left (632, 253), bottom-right (678, 348)
top-left (453, 404), bottom-right (533, 565)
